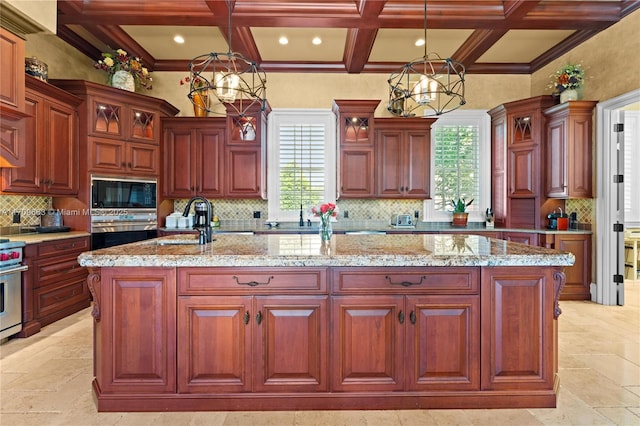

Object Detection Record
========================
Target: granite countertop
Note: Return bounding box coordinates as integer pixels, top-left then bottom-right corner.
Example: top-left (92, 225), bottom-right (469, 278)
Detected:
top-left (160, 221), bottom-right (592, 235)
top-left (78, 233), bottom-right (575, 268)
top-left (1, 231), bottom-right (90, 244)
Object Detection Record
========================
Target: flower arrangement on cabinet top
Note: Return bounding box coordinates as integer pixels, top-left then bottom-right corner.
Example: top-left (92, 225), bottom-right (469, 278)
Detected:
top-left (94, 49), bottom-right (152, 90)
top-left (550, 63), bottom-right (584, 95)
top-left (311, 203), bottom-right (338, 225)
top-left (179, 74), bottom-right (207, 90)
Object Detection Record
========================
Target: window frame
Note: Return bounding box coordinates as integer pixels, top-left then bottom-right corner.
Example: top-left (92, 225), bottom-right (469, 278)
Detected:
top-left (267, 108), bottom-right (337, 222)
top-left (424, 110), bottom-right (491, 223)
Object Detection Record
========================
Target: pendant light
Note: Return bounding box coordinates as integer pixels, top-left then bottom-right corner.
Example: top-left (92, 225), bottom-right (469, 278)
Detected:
top-left (187, 0), bottom-right (267, 116)
top-left (387, 0), bottom-right (466, 117)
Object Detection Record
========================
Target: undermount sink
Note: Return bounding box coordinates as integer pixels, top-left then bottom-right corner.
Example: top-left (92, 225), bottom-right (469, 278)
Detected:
top-left (153, 239), bottom-right (200, 246)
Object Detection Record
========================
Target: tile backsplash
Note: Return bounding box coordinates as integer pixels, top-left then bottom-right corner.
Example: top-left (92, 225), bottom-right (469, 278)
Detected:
top-left (566, 198), bottom-right (594, 224)
top-left (0, 195), bottom-right (52, 228)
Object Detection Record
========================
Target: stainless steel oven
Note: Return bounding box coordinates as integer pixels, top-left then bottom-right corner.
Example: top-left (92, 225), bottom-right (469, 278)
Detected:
top-left (91, 176), bottom-right (158, 249)
top-left (0, 239), bottom-right (27, 341)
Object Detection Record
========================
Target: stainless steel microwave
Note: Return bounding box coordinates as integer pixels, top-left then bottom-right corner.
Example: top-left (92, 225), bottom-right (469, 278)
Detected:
top-left (91, 176), bottom-right (157, 209)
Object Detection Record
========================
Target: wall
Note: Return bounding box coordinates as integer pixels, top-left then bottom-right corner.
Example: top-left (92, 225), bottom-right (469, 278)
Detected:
top-left (531, 9), bottom-right (640, 101)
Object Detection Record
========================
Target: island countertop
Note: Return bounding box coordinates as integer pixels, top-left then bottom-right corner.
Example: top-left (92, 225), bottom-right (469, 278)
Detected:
top-left (78, 233), bottom-right (574, 268)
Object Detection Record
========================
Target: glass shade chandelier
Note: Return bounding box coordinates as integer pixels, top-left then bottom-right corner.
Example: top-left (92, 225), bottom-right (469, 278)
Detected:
top-left (387, 0), bottom-right (466, 117)
top-left (187, 0), bottom-right (267, 116)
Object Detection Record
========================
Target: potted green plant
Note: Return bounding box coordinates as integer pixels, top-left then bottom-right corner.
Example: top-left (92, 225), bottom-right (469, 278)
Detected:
top-left (449, 198), bottom-right (473, 227)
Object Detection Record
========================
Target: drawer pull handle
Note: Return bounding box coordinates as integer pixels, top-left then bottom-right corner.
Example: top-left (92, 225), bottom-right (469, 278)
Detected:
top-left (256, 311), bottom-right (263, 325)
top-left (410, 310), bottom-right (416, 324)
top-left (385, 275), bottom-right (426, 287)
top-left (243, 311), bottom-right (250, 325)
top-left (398, 310), bottom-right (405, 324)
top-left (232, 275), bottom-right (274, 287)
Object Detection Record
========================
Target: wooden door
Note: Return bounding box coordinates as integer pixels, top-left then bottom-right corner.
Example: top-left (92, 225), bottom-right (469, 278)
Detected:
top-left (339, 148), bottom-right (375, 198)
top-left (89, 137), bottom-right (126, 174)
top-left (331, 295), bottom-right (404, 391)
top-left (196, 126), bottom-right (224, 197)
top-left (2, 94), bottom-right (42, 193)
top-left (406, 295), bottom-right (480, 391)
top-left (128, 141), bottom-right (158, 176)
top-left (162, 125), bottom-right (196, 197)
top-left (177, 295), bottom-right (252, 393)
top-left (509, 145), bottom-right (538, 197)
top-left (404, 130), bottom-right (430, 198)
top-left (546, 116), bottom-right (568, 197)
top-left (481, 267), bottom-right (556, 391)
top-left (556, 234), bottom-right (591, 300)
top-left (377, 130), bottom-right (403, 197)
top-left (44, 99), bottom-right (77, 194)
top-left (254, 296), bottom-right (328, 392)
top-left (96, 267), bottom-right (176, 393)
top-left (225, 146), bottom-right (261, 197)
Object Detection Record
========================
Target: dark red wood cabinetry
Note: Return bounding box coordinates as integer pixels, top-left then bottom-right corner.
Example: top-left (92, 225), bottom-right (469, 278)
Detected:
top-left (2, 76), bottom-right (81, 195)
top-left (489, 96), bottom-right (562, 229)
top-left (19, 236), bottom-right (91, 337)
top-left (90, 263), bottom-right (563, 411)
top-left (0, 27), bottom-right (27, 167)
top-left (332, 100), bottom-right (379, 198)
top-left (544, 101), bottom-right (597, 199)
top-left (162, 118), bottom-right (225, 198)
top-left (375, 118), bottom-right (435, 199)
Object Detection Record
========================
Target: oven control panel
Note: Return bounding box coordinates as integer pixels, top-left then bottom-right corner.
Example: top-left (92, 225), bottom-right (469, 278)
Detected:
top-left (0, 240), bottom-right (25, 269)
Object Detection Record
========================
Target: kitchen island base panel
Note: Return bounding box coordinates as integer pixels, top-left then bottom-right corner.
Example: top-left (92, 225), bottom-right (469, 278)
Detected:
top-left (92, 388), bottom-right (558, 412)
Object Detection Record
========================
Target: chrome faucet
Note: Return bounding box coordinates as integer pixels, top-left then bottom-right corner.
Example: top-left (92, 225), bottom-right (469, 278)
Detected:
top-left (183, 196), bottom-right (212, 243)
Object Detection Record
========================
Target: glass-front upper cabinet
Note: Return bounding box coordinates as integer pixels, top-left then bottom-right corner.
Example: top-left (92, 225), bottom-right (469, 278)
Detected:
top-left (332, 100), bottom-right (380, 147)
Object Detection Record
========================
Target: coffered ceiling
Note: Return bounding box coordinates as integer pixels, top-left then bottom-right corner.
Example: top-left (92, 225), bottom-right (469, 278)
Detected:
top-left (56, 0), bottom-right (639, 75)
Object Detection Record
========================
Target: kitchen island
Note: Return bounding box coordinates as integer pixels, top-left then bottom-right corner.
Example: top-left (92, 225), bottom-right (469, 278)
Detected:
top-left (79, 233), bottom-right (574, 412)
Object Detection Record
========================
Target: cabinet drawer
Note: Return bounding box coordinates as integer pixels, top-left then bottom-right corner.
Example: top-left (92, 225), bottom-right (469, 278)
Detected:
top-left (178, 267), bottom-right (327, 295)
top-left (34, 237), bottom-right (89, 258)
top-left (34, 278), bottom-right (89, 319)
top-left (332, 267), bottom-right (479, 294)
top-left (33, 254), bottom-right (87, 288)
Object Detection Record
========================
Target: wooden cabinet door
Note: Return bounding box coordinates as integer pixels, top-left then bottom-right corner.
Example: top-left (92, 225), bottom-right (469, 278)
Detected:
top-left (90, 96), bottom-right (125, 138)
top-left (96, 268), bottom-right (176, 394)
top-left (339, 148), bottom-right (375, 198)
top-left (128, 106), bottom-right (157, 143)
top-left (404, 130), bottom-right (430, 198)
top-left (480, 267), bottom-right (556, 391)
top-left (555, 234), bottom-right (591, 300)
top-left (406, 295), bottom-right (480, 391)
top-left (545, 116), bottom-right (568, 197)
top-left (196, 127), bottom-right (224, 197)
top-left (254, 296), bottom-right (328, 392)
top-left (225, 146), bottom-right (261, 197)
top-left (331, 295), bottom-right (404, 391)
top-left (0, 28), bottom-right (25, 113)
top-left (2, 95), bottom-right (42, 193)
top-left (177, 295), bottom-right (252, 393)
top-left (508, 145), bottom-right (537, 197)
top-left (163, 126), bottom-right (196, 198)
top-left (89, 138), bottom-right (126, 174)
top-left (44, 99), bottom-right (77, 194)
top-left (377, 130), bottom-right (403, 197)
top-left (128, 141), bottom-right (158, 176)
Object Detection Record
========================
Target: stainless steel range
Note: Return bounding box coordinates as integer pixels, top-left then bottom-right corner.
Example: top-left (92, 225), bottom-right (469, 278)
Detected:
top-left (0, 239), bottom-right (27, 341)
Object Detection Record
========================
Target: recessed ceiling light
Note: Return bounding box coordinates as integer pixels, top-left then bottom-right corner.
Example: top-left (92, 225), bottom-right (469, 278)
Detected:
top-left (312, 37), bottom-right (322, 45)
top-left (279, 36), bottom-right (288, 45)
top-left (415, 38), bottom-right (425, 47)
top-left (174, 35), bottom-right (185, 44)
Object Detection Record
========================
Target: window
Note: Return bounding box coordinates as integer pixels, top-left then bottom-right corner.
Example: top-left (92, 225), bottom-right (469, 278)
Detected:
top-left (624, 110), bottom-right (640, 225)
top-left (267, 109), bottom-right (336, 221)
top-left (425, 110), bottom-right (491, 222)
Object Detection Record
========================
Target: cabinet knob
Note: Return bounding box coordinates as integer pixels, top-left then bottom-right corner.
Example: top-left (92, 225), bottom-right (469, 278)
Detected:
top-left (398, 310), bottom-right (405, 324)
top-left (243, 311), bottom-right (250, 325)
top-left (256, 311), bottom-right (263, 325)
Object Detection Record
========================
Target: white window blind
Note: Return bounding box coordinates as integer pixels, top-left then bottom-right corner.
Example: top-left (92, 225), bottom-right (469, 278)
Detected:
top-left (267, 110), bottom-right (336, 222)
top-left (433, 123), bottom-right (480, 211)
top-left (279, 124), bottom-right (326, 211)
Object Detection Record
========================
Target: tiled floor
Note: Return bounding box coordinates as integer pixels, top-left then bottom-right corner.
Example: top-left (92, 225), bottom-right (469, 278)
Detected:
top-left (1, 283), bottom-right (639, 426)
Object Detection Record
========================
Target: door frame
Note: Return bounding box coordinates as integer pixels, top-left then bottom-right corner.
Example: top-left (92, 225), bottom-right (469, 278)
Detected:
top-left (595, 88), bottom-right (640, 305)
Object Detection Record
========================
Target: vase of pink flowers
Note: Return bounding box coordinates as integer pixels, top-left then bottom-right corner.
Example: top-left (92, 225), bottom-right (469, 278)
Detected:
top-left (312, 202), bottom-right (338, 241)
